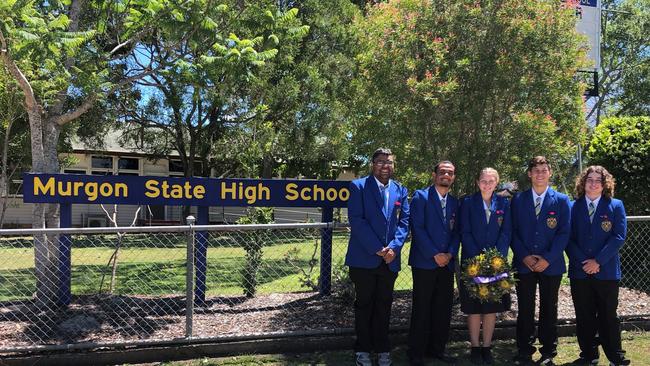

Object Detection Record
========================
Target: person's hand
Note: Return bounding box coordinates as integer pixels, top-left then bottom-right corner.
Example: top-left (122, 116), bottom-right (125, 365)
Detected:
top-left (523, 255), bottom-right (538, 271)
top-left (582, 259), bottom-right (600, 274)
top-left (376, 247), bottom-right (389, 257)
top-left (383, 248), bottom-right (396, 264)
top-left (531, 256), bottom-right (550, 272)
top-left (434, 253), bottom-right (451, 267)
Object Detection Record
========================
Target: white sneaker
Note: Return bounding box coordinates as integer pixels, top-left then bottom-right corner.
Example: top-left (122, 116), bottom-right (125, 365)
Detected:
top-left (378, 352), bottom-right (392, 366)
top-left (355, 352), bottom-right (372, 366)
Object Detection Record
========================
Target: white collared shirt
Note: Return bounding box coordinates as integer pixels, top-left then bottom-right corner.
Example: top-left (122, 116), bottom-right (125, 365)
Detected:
top-left (374, 177), bottom-right (391, 211)
top-left (435, 188), bottom-right (447, 202)
top-left (532, 186), bottom-right (549, 207)
top-left (586, 195), bottom-right (601, 211)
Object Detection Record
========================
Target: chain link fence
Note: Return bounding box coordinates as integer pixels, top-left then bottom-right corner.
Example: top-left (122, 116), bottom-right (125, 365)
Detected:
top-left (0, 217), bottom-right (648, 353)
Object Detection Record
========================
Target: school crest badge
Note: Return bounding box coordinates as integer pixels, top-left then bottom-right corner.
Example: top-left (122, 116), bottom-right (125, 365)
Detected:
top-left (601, 219), bottom-right (612, 232)
top-left (546, 216), bottom-right (557, 229)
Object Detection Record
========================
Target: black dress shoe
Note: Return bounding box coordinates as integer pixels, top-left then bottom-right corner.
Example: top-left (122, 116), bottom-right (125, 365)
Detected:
top-left (609, 359), bottom-right (631, 366)
top-left (481, 346), bottom-right (493, 365)
top-left (537, 355), bottom-right (556, 366)
top-left (432, 352), bottom-right (457, 364)
top-left (409, 357), bottom-right (426, 366)
top-left (512, 354), bottom-right (533, 365)
top-left (470, 347), bottom-right (482, 365)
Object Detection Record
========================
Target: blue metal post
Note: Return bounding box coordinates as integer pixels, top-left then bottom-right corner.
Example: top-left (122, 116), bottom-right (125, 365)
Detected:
top-left (319, 207), bottom-right (333, 296)
top-left (58, 203), bottom-right (72, 305)
top-left (194, 206), bottom-right (209, 305)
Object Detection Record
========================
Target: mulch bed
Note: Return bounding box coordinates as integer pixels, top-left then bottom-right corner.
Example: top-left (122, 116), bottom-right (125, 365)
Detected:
top-left (0, 286), bottom-right (648, 350)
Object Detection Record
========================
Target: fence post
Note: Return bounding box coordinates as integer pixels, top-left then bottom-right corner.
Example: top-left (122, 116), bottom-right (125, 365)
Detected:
top-left (194, 207), bottom-right (209, 305)
top-left (58, 203), bottom-right (72, 306)
top-left (185, 215), bottom-right (195, 338)
top-left (319, 207), bottom-right (333, 296)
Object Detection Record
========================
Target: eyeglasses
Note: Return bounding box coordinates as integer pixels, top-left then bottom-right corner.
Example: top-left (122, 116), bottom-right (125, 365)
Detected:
top-left (437, 170), bottom-right (455, 176)
top-left (373, 160), bottom-right (394, 166)
top-left (586, 178), bottom-right (603, 185)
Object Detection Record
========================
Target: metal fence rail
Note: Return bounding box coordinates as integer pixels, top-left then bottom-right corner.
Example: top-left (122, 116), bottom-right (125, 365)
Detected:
top-left (0, 217), bottom-right (649, 353)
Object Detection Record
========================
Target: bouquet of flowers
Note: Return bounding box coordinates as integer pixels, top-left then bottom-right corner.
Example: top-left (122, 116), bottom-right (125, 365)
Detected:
top-left (461, 248), bottom-right (516, 303)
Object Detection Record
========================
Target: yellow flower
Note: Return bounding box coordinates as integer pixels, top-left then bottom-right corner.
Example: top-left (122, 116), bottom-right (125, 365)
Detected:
top-left (491, 257), bottom-right (504, 271)
top-left (499, 280), bottom-right (511, 290)
top-left (478, 285), bottom-right (489, 298)
top-left (478, 254), bottom-right (486, 262)
top-left (467, 264), bottom-right (480, 277)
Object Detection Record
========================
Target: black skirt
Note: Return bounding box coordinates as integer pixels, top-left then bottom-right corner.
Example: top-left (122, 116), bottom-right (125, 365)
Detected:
top-left (459, 278), bottom-right (511, 314)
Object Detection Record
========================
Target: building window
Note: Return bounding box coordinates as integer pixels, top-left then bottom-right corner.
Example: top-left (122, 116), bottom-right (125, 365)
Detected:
top-left (91, 156), bottom-right (113, 169)
top-left (169, 159), bottom-right (202, 176)
top-left (64, 169), bottom-right (87, 174)
top-left (169, 159), bottom-right (184, 174)
top-left (117, 157), bottom-right (140, 176)
top-left (118, 157), bottom-right (139, 171)
top-left (8, 179), bottom-right (23, 196)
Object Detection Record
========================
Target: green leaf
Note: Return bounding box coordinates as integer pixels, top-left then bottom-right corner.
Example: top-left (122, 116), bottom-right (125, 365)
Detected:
top-left (203, 16), bottom-right (218, 30)
top-left (15, 30), bottom-right (39, 41)
top-left (171, 9), bottom-right (184, 21)
top-left (47, 42), bottom-right (61, 57)
top-left (48, 14), bottom-right (69, 29)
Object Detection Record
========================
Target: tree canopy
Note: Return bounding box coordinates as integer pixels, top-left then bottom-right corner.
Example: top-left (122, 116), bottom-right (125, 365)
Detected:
top-left (587, 116), bottom-right (650, 215)
top-left (591, 0), bottom-right (650, 121)
top-left (352, 0), bottom-right (588, 193)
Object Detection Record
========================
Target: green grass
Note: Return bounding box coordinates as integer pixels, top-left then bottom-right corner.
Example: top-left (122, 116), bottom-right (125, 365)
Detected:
top-left (134, 331), bottom-right (650, 365)
top-left (0, 234), bottom-right (588, 301)
top-left (0, 234), bottom-right (420, 301)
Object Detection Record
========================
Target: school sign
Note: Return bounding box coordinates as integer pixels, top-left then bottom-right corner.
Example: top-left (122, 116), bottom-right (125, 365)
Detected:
top-left (23, 174), bottom-right (350, 207)
top-left (22, 173), bottom-right (350, 304)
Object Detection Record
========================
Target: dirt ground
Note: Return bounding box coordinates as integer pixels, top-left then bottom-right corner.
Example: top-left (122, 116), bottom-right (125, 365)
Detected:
top-left (0, 285), bottom-right (648, 351)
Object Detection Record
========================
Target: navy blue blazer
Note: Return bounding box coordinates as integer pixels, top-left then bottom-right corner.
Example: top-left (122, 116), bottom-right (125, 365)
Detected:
top-left (408, 186), bottom-right (460, 270)
top-left (566, 197), bottom-right (626, 280)
top-left (460, 193), bottom-right (511, 264)
top-left (345, 176), bottom-right (410, 272)
top-left (510, 187), bottom-right (571, 275)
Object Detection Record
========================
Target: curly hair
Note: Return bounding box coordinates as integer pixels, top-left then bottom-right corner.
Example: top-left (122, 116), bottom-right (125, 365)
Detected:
top-left (575, 165), bottom-right (615, 199)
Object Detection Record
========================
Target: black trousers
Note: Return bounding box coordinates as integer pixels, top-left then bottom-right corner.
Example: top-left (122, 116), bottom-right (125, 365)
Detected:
top-left (570, 278), bottom-right (626, 363)
top-left (515, 272), bottom-right (562, 357)
top-left (349, 263), bottom-right (398, 353)
top-left (408, 267), bottom-right (454, 359)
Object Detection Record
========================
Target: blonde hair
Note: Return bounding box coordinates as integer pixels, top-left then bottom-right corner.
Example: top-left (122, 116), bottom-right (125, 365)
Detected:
top-left (478, 167), bottom-right (500, 183)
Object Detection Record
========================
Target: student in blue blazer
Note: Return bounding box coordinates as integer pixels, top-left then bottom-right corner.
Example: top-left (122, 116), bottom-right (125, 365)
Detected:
top-left (460, 168), bottom-right (512, 365)
top-left (345, 148), bottom-right (410, 366)
top-left (510, 156), bottom-right (571, 366)
top-left (407, 161), bottom-right (459, 366)
top-left (567, 166), bottom-right (630, 366)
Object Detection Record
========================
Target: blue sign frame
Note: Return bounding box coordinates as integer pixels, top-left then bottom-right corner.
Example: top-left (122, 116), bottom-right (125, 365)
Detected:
top-left (23, 174), bottom-right (349, 207)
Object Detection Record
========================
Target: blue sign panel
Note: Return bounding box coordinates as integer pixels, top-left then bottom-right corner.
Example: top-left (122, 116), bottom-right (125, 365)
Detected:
top-left (23, 174), bottom-right (350, 207)
top-left (578, 0), bottom-right (597, 7)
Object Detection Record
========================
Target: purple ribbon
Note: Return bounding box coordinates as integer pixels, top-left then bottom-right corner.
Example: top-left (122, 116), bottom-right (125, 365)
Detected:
top-left (473, 272), bottom-right (509, 284)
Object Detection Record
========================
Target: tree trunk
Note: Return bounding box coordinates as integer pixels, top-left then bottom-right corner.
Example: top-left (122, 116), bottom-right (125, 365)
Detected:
top-left (26, 108), bottom-right (60, 305)
top-left (0, 115), bottom-right (13, 228)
